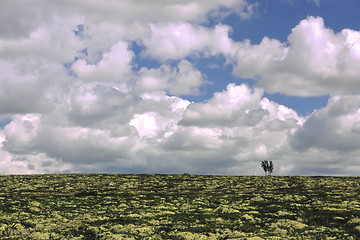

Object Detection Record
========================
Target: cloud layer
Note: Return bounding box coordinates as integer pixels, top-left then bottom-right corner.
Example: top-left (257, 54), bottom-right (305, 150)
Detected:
top-left (233, 16), bottom-right (360, 96)
top-left (0, 1), bottom-right (360, 176)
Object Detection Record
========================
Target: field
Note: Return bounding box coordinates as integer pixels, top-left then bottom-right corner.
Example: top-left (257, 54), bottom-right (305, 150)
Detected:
top-left (0, 174), bottom-right (359, 239)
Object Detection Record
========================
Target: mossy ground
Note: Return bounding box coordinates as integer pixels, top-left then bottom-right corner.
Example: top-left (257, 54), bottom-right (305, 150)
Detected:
top-left (0, 174), bottom-right (359, 239)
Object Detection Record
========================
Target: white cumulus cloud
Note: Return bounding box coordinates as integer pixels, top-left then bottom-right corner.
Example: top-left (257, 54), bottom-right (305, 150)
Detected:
top-left (232, 16), bottom-right (360, 96)
top-left (135, 60), bottom-right (206, 95)
top-left (0, 0), bottom-right (359, 176)
top-left (142, 23), bottom-right (234, 61)
top-left (290, 95), bottom-right (360, 152)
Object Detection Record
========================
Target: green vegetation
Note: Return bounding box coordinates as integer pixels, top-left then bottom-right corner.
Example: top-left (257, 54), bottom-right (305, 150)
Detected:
top-left (0, 174), bottom-right (359, 239)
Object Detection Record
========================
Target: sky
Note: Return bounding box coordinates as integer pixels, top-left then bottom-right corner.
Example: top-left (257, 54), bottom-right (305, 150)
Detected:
top-left (0, 0), bottom-right (360, 176)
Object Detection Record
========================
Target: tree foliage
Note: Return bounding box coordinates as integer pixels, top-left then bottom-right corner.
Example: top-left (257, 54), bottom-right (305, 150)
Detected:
top-left (261, 160), bottom-right (274, 176)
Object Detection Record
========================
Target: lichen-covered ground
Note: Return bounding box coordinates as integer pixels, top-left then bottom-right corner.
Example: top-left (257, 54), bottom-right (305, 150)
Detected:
top-left (0, 174), bottom-right (359, 239)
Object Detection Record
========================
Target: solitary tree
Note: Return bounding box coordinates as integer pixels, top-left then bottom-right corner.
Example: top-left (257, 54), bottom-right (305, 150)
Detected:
top-left (261, 161), bottom-right (274, 176)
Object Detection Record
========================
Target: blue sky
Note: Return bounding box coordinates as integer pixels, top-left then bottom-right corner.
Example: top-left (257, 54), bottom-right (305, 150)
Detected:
top-left (0, 0), bottom-right (360, 175)
top-left (131, 0), bottom-right (360, 116)
top-left (184, 0), bottom-right (360, 116)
